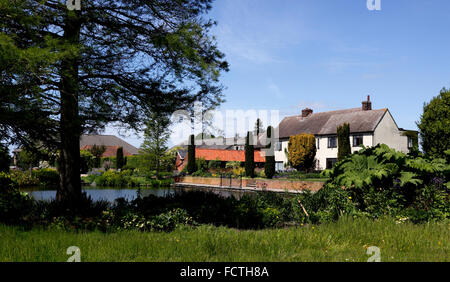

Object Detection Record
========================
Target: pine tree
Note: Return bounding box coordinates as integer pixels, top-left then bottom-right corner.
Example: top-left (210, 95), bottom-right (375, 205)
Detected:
top-left (140, 112), bottom-right (171, 179)
top-left (264, 126), bottom-right (275, 179)
top-left (337, 123), bottom-right (351, 161)
top-left (187, 134), bottom-right (196, 174)
top-left (245, 131), bottom-right (255, 178)
top-left (0, 0), bottom-right (228, 204)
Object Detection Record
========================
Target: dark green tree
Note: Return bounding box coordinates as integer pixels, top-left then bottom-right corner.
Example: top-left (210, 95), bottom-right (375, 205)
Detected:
top-left (245, 131), bottom-right (255, 178)
top-left (337, 123), bottom-right (351, 161)
top-left (417, 88), bottom-right (450, 159)
top-left (140, 112), bottom-right (171, 179)
top-left (0, 145), bottom-right (10, 173)
top-left (116, 147), bottom-right (124, 170)
top-left (264, 126), bottom-right (275, 179)
top-left (0, 0), bottom-right (228, 204)
top-left (254, 118), bottom-right (265, 137)
top-left (187, 134), bottom-right (196, 174)
top-left (88, 144), bottom-right (106, 168)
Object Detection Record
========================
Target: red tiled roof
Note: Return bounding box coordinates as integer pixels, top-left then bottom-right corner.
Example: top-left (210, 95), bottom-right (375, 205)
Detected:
top-left (195, 148), bottom-right (265, 163)
top-left (80, 145), bottom-right (134, 158)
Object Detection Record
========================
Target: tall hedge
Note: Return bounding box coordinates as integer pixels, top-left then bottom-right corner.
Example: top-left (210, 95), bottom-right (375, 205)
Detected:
top-left (288, 134), bottom-right (316, 171)
top-left (264, 126), bottom-right (275, 179)
top-left (337, 123), bottom-right (351, 161)
top-left (187, 134), bottom-right (196, 174)
top-left (245, 131), bottom-right (255, 178)
top-left (116, 147), bottom-right (124, 170)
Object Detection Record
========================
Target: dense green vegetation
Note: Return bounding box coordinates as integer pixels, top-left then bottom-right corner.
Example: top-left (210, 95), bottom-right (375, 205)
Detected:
top-left (1, 217), bottom-right (448, 262)
top-left (245, 131), bottom-right (255, 178)
top-left (417, 88), bottom-right (450, 159)
top-left (264, 126), bottom-right (276, 179)
top-left (337, 123), bottom-right (351, 161)
top-left (288, 134), bottom-right (316, 171)
top-left (187, 134), bottom-right (196, 174)
top-left (323, 144), bottom-right (449, 222)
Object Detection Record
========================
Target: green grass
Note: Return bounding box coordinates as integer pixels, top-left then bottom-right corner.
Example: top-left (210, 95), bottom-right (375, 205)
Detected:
top-left (0, 217), bottom-right (448, 262)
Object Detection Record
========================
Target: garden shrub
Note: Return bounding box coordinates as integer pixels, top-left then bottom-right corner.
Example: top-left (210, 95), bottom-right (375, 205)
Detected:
top-left (32, 168), bottom-right (59, 187)
top-left (208, 159), bottom-right (222, 169)
top-left (0, 184), bottom-right (34, 224)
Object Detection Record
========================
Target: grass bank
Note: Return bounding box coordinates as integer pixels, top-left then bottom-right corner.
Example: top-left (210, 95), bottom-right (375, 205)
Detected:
top-left (1, 217), bottom-right (448, 262)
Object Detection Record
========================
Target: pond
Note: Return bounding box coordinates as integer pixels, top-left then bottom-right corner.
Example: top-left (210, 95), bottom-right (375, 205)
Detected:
top-left (19, 186), bottom-right (251, 203)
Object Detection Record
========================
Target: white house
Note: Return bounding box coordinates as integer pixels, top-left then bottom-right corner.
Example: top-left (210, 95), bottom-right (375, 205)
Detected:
top-left (273, 96), bottom-right (417, 171)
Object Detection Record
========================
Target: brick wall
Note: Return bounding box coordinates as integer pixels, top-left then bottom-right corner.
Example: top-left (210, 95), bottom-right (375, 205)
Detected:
top-left (176, 176), bottom-right (324, 192)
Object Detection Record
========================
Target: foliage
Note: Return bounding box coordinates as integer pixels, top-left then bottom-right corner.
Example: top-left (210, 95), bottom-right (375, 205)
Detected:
top-left (89, 145), bottom-right (106, 168)
top-left (195, 157), bottom-right (208, 173)
top-left (17, 149), bottom-right (39, 170)
top-left (322, 144), bottom-right (450, 221)
top-left (288, 134), bottom-right (316, 171)
top-left (244, 131), bottom-right (255, 178)
top-left (225, 161), bottom-right (241, 169)
top-left (80, 150), bottom-right (94, 174)
top-left (416, 87), bottom-right (450, 159)
top-left (264, 126), bottom-right (275, 179)
top-left (187, 134), bottom-right (196, 174)
top-left (337, 123), bottom-right (351, 161)
top-left (0, 145), bottom-right (10, 172)
top-left (9, 170), bottom-right (39, 187)
top-left (254, 118), bottom-right (265, 136)
top-left (140, 112), bottom-right (172, 179)
top-left (208, 158), bottom-right (222, 169)
top-left (32, 168), bottom-right (59, 187)
top-left (116, 147), bottom-right (124, 170)
top-left (0, 185), bottom-right (34, 225)
top-left (0, 0), bottom-right (228, 203)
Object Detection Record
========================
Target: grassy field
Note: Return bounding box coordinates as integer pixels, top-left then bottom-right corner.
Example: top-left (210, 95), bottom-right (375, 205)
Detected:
top-left (0, 217), bottom-right (448, 262)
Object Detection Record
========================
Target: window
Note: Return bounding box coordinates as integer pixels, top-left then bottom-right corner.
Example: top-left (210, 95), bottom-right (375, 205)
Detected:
top-left (316, 138), bottom-right (320, 149)
top-left (353, 135), bottom-right (363, 147)
top-left (407, 137), bottom-right (413, 149)
top-left (275, 162), bottom-right (284, 171)
top-left (328, 136), bottom-right (337, 148)
top-left (326, 158), bottom-right (337, 169)
top-left (275, 141), bottom-right (282, 151)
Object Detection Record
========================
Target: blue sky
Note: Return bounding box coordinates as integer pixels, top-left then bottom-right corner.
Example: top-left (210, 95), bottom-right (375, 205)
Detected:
top-left (109, 0), bottom-right (450, 148)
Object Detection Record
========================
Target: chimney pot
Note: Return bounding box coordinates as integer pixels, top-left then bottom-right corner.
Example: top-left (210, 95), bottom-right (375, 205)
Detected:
top-left (302, 108), bottom-right (313, 117)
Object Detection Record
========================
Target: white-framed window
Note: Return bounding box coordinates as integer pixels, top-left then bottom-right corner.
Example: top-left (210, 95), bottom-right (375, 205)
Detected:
top-left (353, 135), bottom-right (363, 147)
top-left (316, 138), bottom-right (320, 149)
top-left (275, 162), bottom-right (284, 171)
top-left (328, 136), bottom-right (337, 148)
top-left (407, 137), bottom-right (413, 149)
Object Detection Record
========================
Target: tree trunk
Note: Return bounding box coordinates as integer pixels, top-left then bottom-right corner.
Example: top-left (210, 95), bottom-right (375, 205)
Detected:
top-left (56, 10), bottom-right (82, 204)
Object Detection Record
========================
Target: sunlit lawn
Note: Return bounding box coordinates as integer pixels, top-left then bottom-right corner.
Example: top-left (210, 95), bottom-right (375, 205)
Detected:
top-left (1, 217), bottom-right (448, 262)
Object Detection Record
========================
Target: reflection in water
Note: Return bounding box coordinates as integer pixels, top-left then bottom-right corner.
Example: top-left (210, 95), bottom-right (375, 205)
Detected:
top-left (20, 186), bottom-right (250, 203)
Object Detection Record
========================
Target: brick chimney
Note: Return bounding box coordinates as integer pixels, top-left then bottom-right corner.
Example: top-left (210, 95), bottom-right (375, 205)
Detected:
top-left (302, 108), bottom-right (313, 117)
top-left (362, 95), bottom-right (372, 111)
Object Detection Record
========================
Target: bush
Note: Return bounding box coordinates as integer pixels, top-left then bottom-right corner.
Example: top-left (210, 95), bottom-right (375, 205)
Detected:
top-left (80, 150), bottom-right (94, 173)
top-left (0, 185), bottom-right (34, 224)
top-left (32, 168), bottom-right (59, 187)
top-left (9, 170), bottom-right (39, 187)
top-left (225, 161), bottom-right (241, 169)
top-left (288, 134), bottom-right (316, 171)
top-left (195, 158), bottom-right (208, 172)
top-left (208, 159), bottom-right (222, 169)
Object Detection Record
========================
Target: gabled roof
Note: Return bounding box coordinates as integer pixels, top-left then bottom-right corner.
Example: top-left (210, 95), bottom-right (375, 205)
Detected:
top-left (278, 108), bottom-right (387, 138)
top-left (80, 135), bottom-right (139, 155)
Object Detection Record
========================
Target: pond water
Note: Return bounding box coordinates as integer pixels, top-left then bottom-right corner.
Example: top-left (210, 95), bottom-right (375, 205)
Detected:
top-left (19, 186), bottom-right (251, 203)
